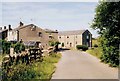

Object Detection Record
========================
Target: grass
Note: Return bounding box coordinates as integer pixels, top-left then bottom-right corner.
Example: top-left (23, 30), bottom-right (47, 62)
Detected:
top-left (86, 47), bottom-right (102, 59)
top-left (92, 38), bottom-right (99, 46)
top-left (86, 38), bottom-right (102, 59)
top-left (0, 54), bottom-right (7, 65)
top-left (0, 54), bottom-right (2, 63)
top-left (2, 52), bottom-right (62, 81)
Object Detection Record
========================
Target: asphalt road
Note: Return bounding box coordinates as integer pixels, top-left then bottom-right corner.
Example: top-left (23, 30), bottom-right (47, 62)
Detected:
top-left (52, 50), bottom-right (118, 79)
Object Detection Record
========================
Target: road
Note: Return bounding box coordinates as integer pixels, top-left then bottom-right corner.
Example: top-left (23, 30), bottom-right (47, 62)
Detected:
top-left (52, 50), bottom-right (118, 79)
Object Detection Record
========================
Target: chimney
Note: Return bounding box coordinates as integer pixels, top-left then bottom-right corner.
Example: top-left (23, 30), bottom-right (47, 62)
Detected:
top-left (19, 21), bottom-right (24, 27)
top-left (8, 25), bottom-right (12, 30)
top-left (4, 26), bottom-right (6, 29)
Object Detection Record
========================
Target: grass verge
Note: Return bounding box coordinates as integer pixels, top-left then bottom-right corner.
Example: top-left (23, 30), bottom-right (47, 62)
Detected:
top-left (86, 47), bottom-right (102, 59)
top-left (2, 52), bottom-right (61, 81)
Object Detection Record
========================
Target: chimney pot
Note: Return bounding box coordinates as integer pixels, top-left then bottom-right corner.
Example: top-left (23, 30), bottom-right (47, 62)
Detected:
top-left (19, 21), bottom-right (24, 27)
top-left (8, 25), bottom-right (12, 30)
top-left (4, 26), bottom-right (6, 29)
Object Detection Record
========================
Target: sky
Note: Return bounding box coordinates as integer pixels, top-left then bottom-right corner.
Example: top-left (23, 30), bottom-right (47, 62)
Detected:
top-left (0, 2), bottom-right (99, 38)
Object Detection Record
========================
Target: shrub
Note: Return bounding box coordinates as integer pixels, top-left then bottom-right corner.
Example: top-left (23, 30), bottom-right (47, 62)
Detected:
top-left (82, 45), bottom-right (88, 51)
top-left (2, 64), bottom-right (36, 81)
top-left (94, 44), bottom-right (98, 48)
top-left (76, 45), bottom-right (88, 51)
top-left (49, 41), bottom-right (55, 46)
top-left (1, 40), bottom-right (11, 54)
top-left (14, 42), bottom-right (25, 53)
top-left (76, 45), bottom-right (83, 50)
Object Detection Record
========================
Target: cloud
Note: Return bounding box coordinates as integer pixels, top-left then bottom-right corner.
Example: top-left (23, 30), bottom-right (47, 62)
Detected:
top-left (2, 0), bottom-right (99, 2)
top-left (2, 2), bottom-right (99, 37)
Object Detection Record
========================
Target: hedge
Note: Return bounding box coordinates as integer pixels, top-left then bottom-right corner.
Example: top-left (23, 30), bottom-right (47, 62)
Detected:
top-left (76, 45), bottom-right (88, 51)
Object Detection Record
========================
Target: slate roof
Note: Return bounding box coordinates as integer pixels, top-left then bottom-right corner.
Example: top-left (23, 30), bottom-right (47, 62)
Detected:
top-left (0, 29), bottom-right (8, 33)
top-left (23, 41), bottom-right (37, 46)
top-left (58, 30), bottom-right (87, 36)
top-left (13, 24), bottom-right (36, 31)
top-left (44, 29), bottom-right (58, 33)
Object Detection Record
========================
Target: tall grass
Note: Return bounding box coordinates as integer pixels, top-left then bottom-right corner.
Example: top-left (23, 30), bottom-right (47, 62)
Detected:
top-left (2, 53), bottom-right (61, 81)
top-left (86, 47), bottom-right (102, 59)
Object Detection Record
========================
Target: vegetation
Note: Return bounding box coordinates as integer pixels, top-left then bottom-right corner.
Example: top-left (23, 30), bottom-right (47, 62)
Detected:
top-left (13, 42), bottom-right (25, 53)
top-left (0, 40), bottom-right (25, 54)
top-left (49, 41), bottom-right (55, 46)
top-left (2, 53), bottom-right (61, 81)
top-left (0, 40), bottom-right (11, 54)
top-left (87, 37), bottom-right (102, 58)
top-left (91, 2), bottom-right (120, 67)
top-left (93, 44), bottom-right (98, 48)
top-left (76, 45), bottom-right (88, 51)
top-left (86, 47), bottom-right (102, 59)
top-left (49, 41), bottom-right (60, 51)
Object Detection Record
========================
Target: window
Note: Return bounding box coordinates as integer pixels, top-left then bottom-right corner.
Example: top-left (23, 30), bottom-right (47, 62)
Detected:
top-left (87, 35), bottom-right (89, 39)
top-left (31, 26), bottom-right (36, 31)
top-left (38, 32), bottom-right (42, 37)
top-left (59, 36), bottom-right (61, 38)
top-left (76, 41), bottom-right (77, 44)
top-left (67, 42), bottom-right (69, 44)
top-left (49, 36), bottom-right (53, 39)
top-left (76, 36), bottom-right (77, 38)
top-left (67, 36), bottom-right (69, 38)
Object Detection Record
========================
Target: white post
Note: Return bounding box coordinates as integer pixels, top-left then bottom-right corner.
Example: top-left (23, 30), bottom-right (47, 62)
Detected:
top-left (10, 48), bottom-right (14, 57)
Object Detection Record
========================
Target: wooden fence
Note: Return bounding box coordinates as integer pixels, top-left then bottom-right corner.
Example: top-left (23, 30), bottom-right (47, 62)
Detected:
top-left (2, 48), bottom-right (43, 68)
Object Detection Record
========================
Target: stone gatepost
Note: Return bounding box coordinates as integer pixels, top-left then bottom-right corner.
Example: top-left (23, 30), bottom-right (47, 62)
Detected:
top-left (10, 48), bottom-right (14, 57)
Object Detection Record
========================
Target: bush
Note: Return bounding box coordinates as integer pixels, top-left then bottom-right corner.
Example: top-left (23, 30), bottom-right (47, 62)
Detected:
top-left (14, 42), bottom-right (25, 53)
top-left (76, 45), bottom-right (88, 51)
top-left (82, 45), bottom-right (88, 51)
top-left (1, 40), bottom-right (11, 54)
top-left (2, 52), bottom-right (62, 80)
top-left (49, 41), bottom-right (55, 46)
top-left (2, 64), bottom-right (36, 81)
top-left (76, 45), bottom-right (83, 50)
top-left (94, 44), bottom-right (98, 48)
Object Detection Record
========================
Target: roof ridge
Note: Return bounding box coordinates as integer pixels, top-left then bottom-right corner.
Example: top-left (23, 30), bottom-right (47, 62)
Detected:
top-left (59, 29), bottom-right (86, 32)
top-left (58, 29), bottom-right (87, 35)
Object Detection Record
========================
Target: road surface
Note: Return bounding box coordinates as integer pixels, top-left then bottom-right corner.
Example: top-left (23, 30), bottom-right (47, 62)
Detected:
top-left (52, 50), bottom-right (118, 79)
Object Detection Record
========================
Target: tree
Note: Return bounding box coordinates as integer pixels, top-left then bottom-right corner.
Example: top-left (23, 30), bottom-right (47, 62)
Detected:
top-left (14, 42), bottom-right (25, 53)
top-left (48, 41), bottom-right (60, 51)
top-left (1, 40), bottom-right (11, 54)
top-left (91, 2), bottom-right (120, 67)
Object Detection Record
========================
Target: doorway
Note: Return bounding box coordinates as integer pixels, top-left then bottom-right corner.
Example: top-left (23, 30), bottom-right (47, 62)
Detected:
top-left (70, 43), bottom-right (72, 47)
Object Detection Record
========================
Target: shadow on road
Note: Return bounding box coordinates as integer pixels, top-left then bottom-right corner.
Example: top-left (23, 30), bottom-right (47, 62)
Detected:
top-left (58, 48), bottom-right (70, 52)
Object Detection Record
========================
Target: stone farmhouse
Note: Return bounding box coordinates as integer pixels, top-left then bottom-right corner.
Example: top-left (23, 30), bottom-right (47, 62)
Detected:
top-left (1, 22), bottom-right (92, 50)
top-left (58, 30), bottom-right (92, 49)
top-left (7, 22), bottom-right (58, 49)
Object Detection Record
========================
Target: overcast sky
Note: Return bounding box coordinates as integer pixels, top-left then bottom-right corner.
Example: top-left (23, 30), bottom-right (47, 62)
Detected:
top-left (0, 2), bottom-right (99, 38)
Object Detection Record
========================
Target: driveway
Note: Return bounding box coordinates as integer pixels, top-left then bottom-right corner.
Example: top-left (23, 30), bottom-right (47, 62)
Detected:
top-left (52, 50), bottom-right (118, 79)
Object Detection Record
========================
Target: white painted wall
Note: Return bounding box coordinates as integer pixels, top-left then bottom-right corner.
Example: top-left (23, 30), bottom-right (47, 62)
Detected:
top-left (7, 30), bottom-right (18, 41)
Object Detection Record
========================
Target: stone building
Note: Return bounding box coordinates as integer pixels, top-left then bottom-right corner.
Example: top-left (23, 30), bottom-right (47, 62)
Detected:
top-left (7, 22), bottom-right (58, 49)
top-left (58, 30), bottom-right (92, 49)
